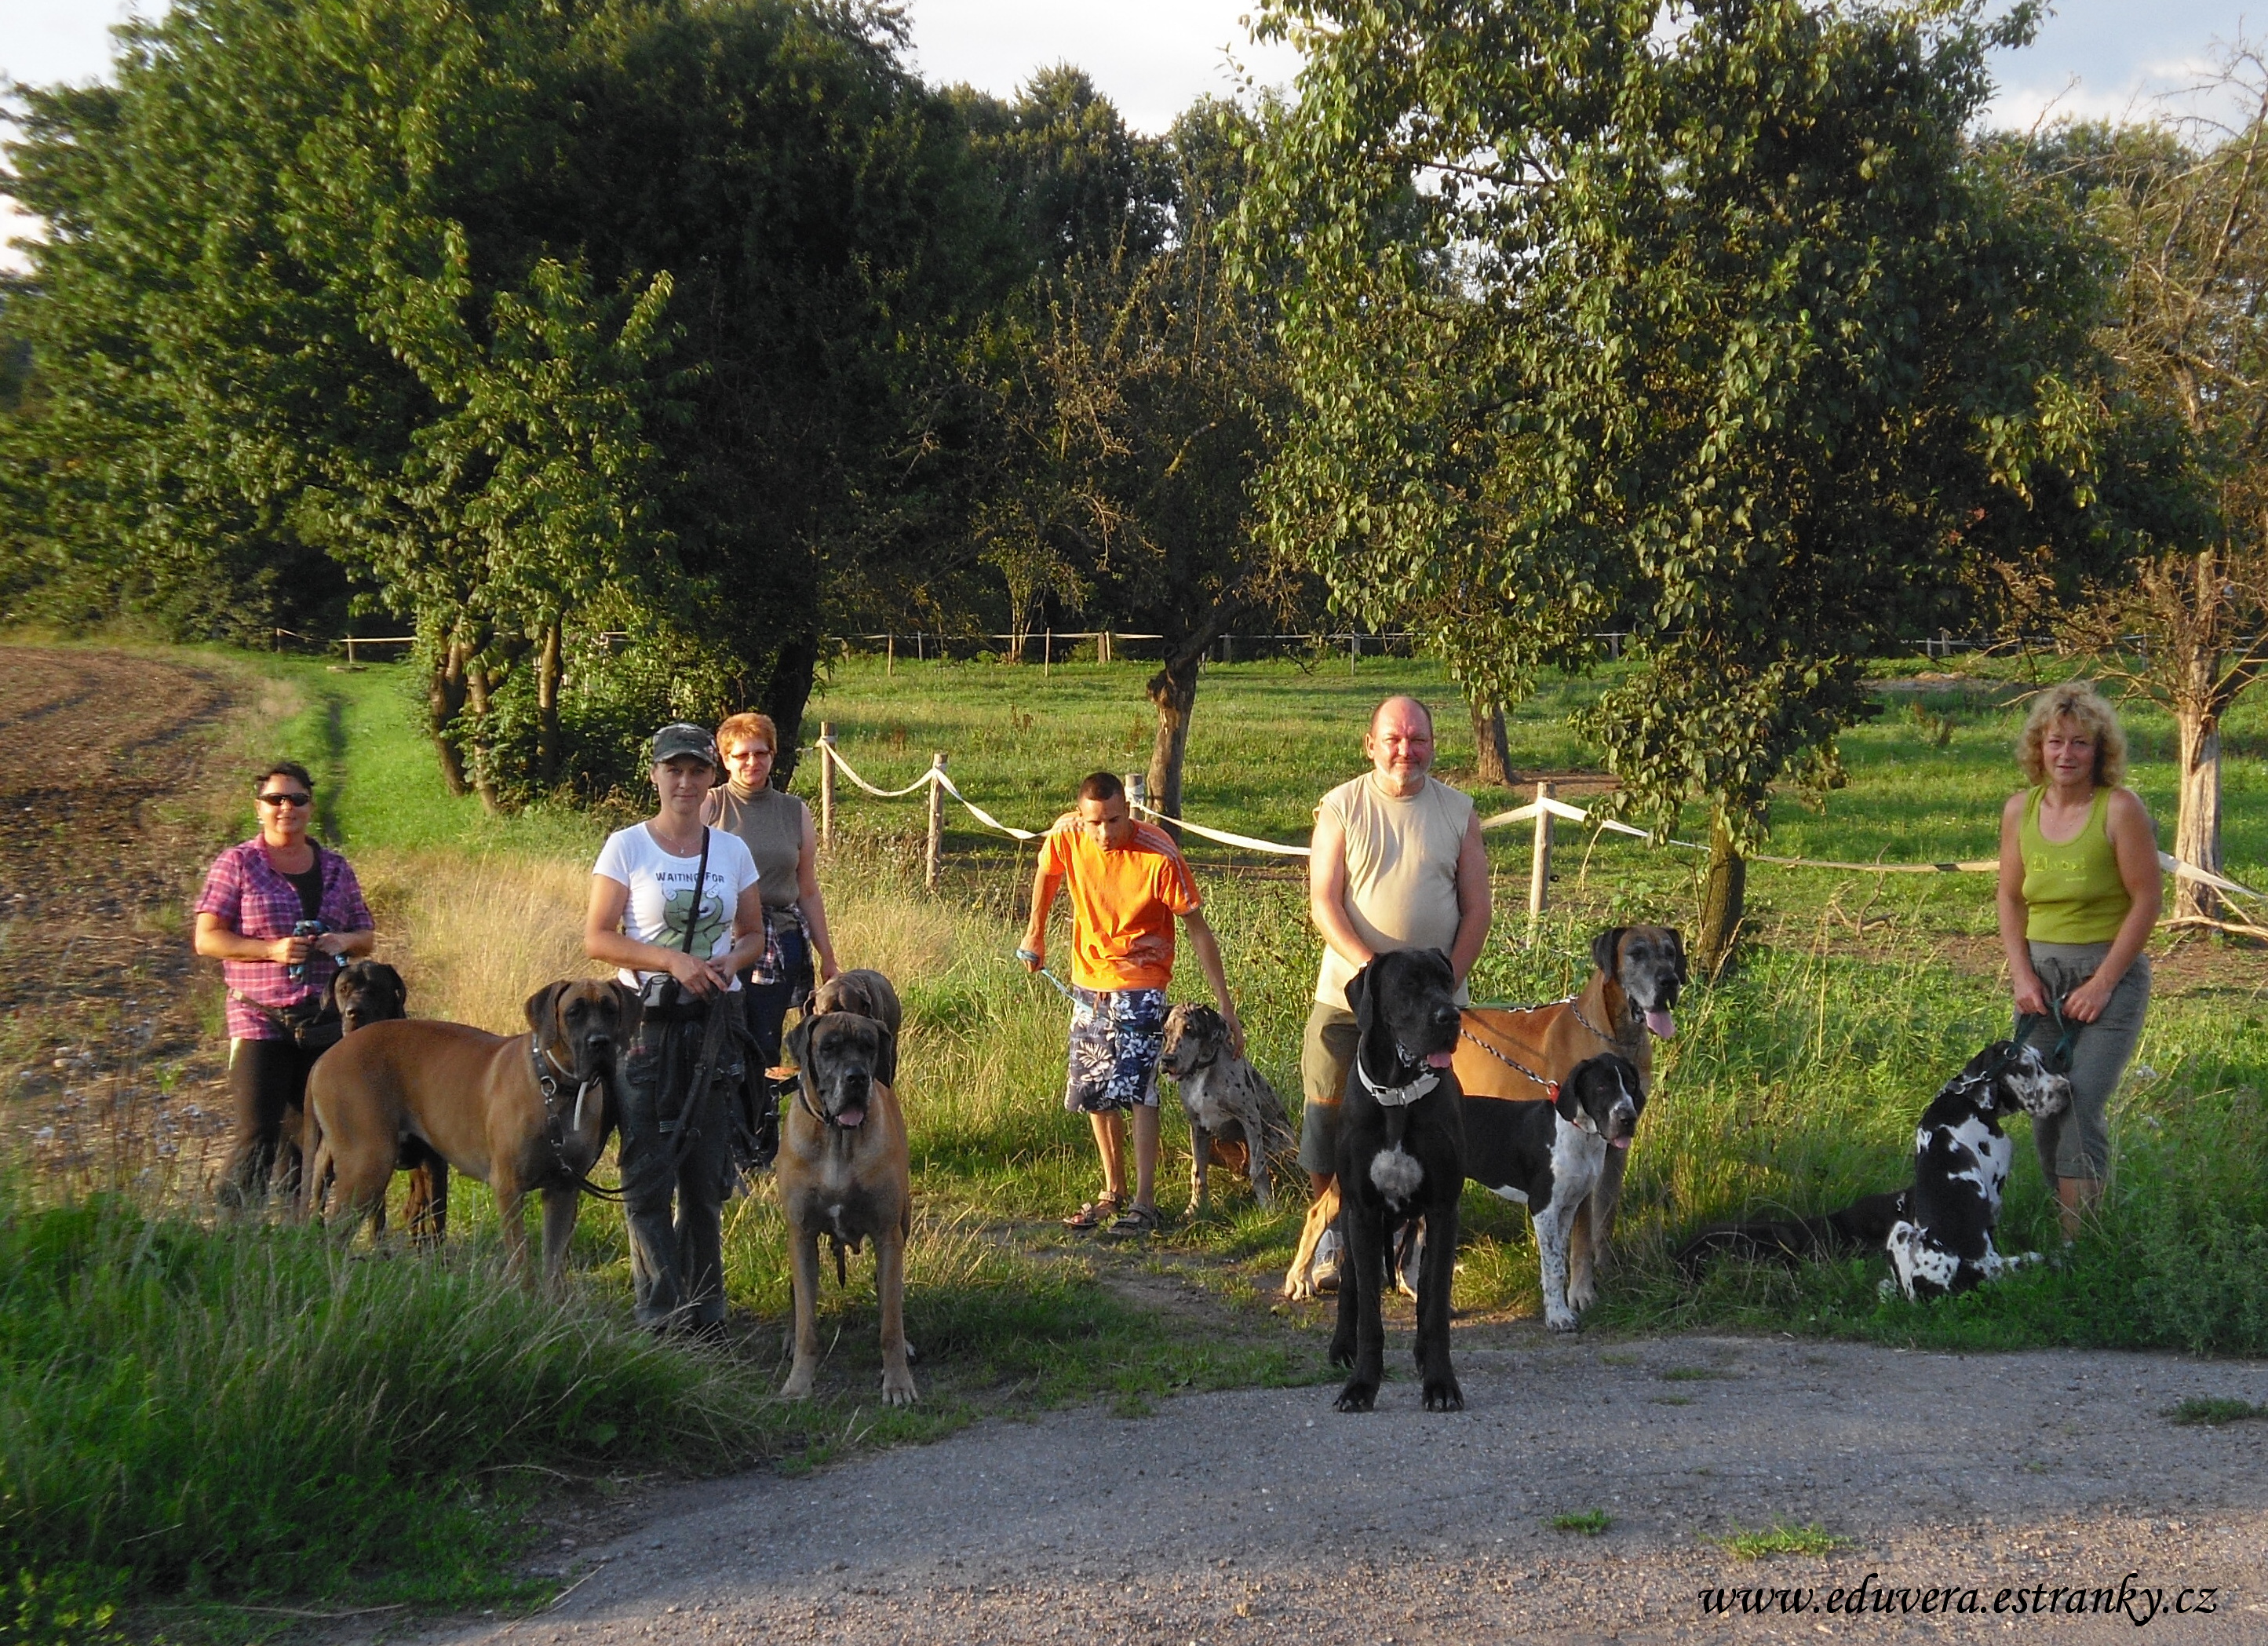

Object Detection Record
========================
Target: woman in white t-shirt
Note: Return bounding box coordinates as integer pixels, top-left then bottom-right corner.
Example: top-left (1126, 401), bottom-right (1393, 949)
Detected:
top-left (584, 723), bottom-right (764, 1335)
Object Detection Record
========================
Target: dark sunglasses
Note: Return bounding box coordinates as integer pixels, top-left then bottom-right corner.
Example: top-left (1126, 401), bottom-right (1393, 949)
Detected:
top-left (257, 791), bottom-right (313, 808)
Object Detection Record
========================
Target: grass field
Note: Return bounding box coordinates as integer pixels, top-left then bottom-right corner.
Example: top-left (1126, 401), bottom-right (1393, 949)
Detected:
top-left (264, 649), bottom-right (2268, 1363)
top-left (11, 641), bottom-right (2267, 1630)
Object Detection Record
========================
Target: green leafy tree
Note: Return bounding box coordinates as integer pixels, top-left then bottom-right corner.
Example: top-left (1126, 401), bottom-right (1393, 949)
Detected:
top-left (965, 97), bottom-right (1294, 827)
top-left (2, 0), bottom-right (1012, 797)
top-left (2032, 75), bottom-right (2268, 925)
top-left (1245, 0), bottom-right (2114, 970)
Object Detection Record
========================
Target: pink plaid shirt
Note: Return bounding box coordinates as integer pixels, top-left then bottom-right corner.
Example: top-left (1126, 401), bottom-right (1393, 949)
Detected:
top-left (194, 838), bottom-right (374, 1040)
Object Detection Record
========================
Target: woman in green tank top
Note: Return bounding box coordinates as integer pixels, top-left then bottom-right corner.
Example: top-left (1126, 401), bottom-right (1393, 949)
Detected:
top-left (1995, 681), bottom-right (2160, 1239)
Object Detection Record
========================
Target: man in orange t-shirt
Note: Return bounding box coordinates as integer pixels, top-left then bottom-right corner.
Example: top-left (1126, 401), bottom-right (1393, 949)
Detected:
top-left (1022, 772), bottom-right (1242, 1236)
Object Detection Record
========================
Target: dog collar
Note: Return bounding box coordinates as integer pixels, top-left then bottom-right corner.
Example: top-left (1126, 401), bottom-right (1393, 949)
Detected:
top-left (529, 1040), bottom-right (603, 1133)
top-left (1358, 1045), bottom-right (1440, 1108)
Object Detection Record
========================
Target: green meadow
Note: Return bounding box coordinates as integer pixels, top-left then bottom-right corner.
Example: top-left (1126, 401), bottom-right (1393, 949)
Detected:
top-left (9, 644), bottom-right (2267, 1626)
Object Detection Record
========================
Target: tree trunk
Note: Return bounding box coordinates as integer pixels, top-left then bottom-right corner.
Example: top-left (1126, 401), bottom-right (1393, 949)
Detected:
top-left (1469, 696), bottom-right (1514, 786)
top-left (1145, 645), bottom-right (1205, 840)
top-left (1695, 803), bottom-right (1752, 978)
top-left (2173, 707), bottom-right (2223, 922)
top-left (426, 637), bottom-right (470, 797)
top-left (463, 659), bottom-right (502, 814)
top-left (534, 618), bottom-right (563, 787)
top-left (764, 630), bottom-right (822, 788)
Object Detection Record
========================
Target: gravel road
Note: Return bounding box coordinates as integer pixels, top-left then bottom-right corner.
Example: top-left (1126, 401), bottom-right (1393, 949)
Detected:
top-left (400, 1328), bottom-right (2267, 1646)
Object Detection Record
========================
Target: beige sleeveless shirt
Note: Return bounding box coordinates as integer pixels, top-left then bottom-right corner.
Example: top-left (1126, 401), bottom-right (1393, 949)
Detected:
top-left (1313, 772), bottom-right (1475, 1010)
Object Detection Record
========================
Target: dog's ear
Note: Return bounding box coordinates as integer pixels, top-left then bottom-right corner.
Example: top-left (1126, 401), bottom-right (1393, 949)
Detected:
top-left (1666, 929), bottom-right (1687, 984)
top-left (873, 1024), bottom-right (899, 1089)
top-left (523, 981), bottom-right (567, 1035)
top-left (611, 980), bottom-right (644, 1038)
top-left (1591, 927), bottom-right (1629, 979)
top-left (1421, 947), bottom-right (1453, 988)
top-left (1346, 962), bottom-right (1375, 1041)
top-left (784, 1012), bottom-right (817, 1078)
top-left (323, 963), bottom-right (346, 1015)
top-left (1554, 1068), bottom-right (1582, 1123)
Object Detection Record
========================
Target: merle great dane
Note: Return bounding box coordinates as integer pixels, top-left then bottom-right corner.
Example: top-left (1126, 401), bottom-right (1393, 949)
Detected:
top-left (1329, 948), bottom-right (1467, 1414)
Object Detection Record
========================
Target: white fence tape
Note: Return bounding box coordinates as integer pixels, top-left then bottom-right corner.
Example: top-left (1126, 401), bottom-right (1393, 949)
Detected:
top-left (819, 742), bottom-right (2260, 898)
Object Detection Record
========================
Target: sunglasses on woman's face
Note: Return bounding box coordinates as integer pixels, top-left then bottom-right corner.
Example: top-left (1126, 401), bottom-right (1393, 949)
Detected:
top-left (257, 792), bottom-right (313, 808)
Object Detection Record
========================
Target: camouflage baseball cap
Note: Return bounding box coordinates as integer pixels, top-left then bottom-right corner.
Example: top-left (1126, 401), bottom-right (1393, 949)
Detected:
top-left (649, 723), bottom-right (720, 768)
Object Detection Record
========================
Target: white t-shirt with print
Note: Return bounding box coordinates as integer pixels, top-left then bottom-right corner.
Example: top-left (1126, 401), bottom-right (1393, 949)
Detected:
top-left (593, 824), bottom-right (760, 989)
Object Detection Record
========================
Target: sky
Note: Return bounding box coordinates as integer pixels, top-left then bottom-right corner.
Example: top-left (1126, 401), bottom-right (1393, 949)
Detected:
top-left (0, 0), bottom-right (2259, 268)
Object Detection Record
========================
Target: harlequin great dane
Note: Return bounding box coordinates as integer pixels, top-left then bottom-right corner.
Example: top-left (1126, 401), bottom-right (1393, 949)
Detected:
top-left (304, 980), bottom-right (638, 1288)
top-left (1674, 1041), bottom-right (2071, 1301)
top-left (1283, 925), bottom-right (1685, 1305)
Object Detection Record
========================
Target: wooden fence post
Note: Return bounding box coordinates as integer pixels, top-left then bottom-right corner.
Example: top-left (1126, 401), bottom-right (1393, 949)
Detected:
top-left (818, 722), bottom-right (835, 849)
top-left (1528, 779), bottom-right (1555, 937)
top-left (924, 752), bottom-right (946, 891)
top-left (1125, 772), bottom-right (1147, 816)
top-left (1099, 630), bottom-right (1112, 665)
top-left (886, 634), bottom-right (895, 675)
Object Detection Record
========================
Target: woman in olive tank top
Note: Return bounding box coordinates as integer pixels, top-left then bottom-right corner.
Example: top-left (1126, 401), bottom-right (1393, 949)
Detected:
top-left (1995, 681), bottom-right (2160, 1239)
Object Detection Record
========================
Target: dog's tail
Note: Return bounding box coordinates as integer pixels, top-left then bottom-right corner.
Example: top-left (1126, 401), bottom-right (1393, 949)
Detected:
top-left (1674, 1189), bottom-right (1909, 1280)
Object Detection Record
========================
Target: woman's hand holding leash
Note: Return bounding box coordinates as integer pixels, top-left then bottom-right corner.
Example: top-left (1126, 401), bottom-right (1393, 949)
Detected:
top-left (662, 949), bottom-right (732, 997)
top-left (2011, 969), bottom-right (2051, 1018)
top-left (2062, 972), bottom-right (2115, 1024)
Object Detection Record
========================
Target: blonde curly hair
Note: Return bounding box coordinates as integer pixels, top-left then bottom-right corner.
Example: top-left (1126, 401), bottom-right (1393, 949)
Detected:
top-left (2015, 681), bottom-right (2128, 790)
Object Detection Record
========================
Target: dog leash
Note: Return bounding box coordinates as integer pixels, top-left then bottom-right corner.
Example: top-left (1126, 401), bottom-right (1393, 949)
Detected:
top-left (1455, 1023), bottom-right (1559, 1098)
top-left (2009, 995), bottom-right (2079, 1075)
top-left (1013, 948), bottom-right (1077, 1001)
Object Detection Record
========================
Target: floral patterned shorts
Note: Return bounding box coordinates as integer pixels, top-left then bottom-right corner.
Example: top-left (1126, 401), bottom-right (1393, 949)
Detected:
top-left (1063, 986), bottom-right (1168, 1114)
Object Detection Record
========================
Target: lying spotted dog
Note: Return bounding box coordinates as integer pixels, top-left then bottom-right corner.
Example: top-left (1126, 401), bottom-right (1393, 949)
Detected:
top-left (1676, 1041), bottom-right (2071, 1301)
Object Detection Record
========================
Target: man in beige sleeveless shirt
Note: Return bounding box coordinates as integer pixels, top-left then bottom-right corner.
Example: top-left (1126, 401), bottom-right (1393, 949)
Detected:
top-left (1298, 696), bottom-right (1492, 1287)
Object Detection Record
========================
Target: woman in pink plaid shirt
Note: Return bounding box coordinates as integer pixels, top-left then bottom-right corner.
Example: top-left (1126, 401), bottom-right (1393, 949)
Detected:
top-left (193, 760), bottom-right (375, 1206)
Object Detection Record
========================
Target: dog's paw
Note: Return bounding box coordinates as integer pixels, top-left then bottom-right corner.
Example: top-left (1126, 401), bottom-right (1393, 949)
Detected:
top-left (881, 1371), bottom-right (919, 1407)
top-left (780, 1367), bottom-right (817, 1401)
top-left (1545, 1308), bottom-right (1581, 1334)
top-left (1565, 1276), bottom-right (1597, 1313)
top-left (1283, 1268), bottom-right (1314, 1302)
top-left (1333, 1381), bottom-right (1378, 1414)
top-left (1422, 1378), bottom-right (1464, 1413)
top-left (1327, 1333), bottom-right (1355, 1369)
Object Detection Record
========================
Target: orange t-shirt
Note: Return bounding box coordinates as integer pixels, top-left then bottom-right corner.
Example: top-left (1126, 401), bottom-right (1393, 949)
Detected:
top-left (1037, 816), bottom-right (1201, 991)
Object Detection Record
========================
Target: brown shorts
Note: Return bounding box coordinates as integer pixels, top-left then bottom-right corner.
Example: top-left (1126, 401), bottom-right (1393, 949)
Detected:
top-left (1297, 1001), bottom-right (1358, 1177)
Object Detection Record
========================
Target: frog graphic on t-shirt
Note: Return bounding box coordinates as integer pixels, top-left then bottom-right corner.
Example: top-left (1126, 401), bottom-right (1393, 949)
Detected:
top-left (658, 885), bottom-right (731, 958)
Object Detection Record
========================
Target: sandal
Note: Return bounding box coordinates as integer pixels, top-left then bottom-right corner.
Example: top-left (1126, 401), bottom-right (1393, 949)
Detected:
top-left (1063, 1191), bottom-right (1125, 1231)
top-left (1104, 1202), bottom-right (1163, 1239)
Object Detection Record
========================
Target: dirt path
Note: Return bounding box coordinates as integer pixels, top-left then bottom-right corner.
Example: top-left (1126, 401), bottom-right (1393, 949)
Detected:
top-left (381, 1324), bottom-right (2268, 1646)
top-left (0, 644), bottom-right (250, 1185)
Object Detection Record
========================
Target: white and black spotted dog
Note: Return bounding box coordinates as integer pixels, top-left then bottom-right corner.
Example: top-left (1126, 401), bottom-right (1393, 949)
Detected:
top-left (1160, 1003), bottom-right (1296, 1211)
top-left (1885, 1040), bottom-right (2071, 1301)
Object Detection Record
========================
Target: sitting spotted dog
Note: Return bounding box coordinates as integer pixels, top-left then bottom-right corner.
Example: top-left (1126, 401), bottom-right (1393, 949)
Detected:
top-left (1677, 1041), bottom-right (2070, 1301)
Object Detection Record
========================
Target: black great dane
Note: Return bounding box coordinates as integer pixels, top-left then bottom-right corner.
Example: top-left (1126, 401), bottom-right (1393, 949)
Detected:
top-left (1330, 948), bottom-right (1467, 1414)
